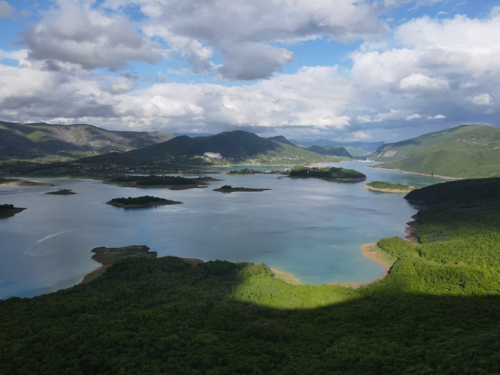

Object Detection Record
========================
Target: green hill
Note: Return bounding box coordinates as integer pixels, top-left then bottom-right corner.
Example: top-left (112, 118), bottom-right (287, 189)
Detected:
top-left (306, 145), bottom-right (352, 157)
top-left (0, 121), bottom-right (173, 161)
top-left (268, 135), bottom-right (296, 146)
top-left (80, 130), bottom-right (350, 166)
top-left (1, 177), bottom-right (500, 373)
top-left (371, 124), bottom-right (500, 178)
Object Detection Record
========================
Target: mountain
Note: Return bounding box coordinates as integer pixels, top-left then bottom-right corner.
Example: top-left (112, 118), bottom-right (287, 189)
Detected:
top-left (371, 125), bottom-right (500, 178)
top-left (306, 145), bottom-right (352, 157)
top-left (0, 121), bottom-right (174, 160)
top-left (291, 139), bottom-right (384, 156)
top-left (80, 130), bottom-right (351, 166)
top-left (268, 135), bottom-right (296, 146)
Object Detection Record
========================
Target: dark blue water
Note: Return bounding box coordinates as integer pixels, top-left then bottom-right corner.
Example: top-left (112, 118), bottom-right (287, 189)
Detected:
top-left (0, 162), bottom-right (446, 299)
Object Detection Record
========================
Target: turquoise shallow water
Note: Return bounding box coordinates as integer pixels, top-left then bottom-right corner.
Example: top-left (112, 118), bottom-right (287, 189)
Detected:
top-left (0, 162), bottom-right (446, 299)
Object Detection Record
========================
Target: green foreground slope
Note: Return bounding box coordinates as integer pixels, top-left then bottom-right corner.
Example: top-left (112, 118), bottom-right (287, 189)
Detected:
top-left (371, 125), bottom-right (500, 178)
top-left (1, 178), bottom-right (500, 374)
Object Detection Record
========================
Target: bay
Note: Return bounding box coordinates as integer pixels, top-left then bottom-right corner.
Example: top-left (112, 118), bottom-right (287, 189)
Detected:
top-left (0, 162), bottom-right (445, 299)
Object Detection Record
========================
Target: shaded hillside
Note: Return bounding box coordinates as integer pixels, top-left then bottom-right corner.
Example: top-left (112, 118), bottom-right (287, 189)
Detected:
top-left (1, 177), bottom-right (500, 373)
top-left (268, 135), bottom-right (295, 146)
top-left (306, 145), bottom-right (352, 157)
top-left (79, 130), bottom-right (349, 166)
top-left (293, 139), bottom-right (384, 156)
top-left (0, 121), bottom-right (173, 160)
top-left (371, 125), bottom-right (500, 177)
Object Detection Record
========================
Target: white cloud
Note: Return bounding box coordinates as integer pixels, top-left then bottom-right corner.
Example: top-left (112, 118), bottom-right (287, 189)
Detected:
top-left (356, 115), bottom-right (372, 123)
top-left (0, 1), bottom-right (13, 18)
top-left (398, 73), bottom-right (449, 93)
top-left (406, 114), bottom-right (422, 121)
top-left (352, 130), bottom-right (371, 140)
top-left (374, 109), bottom-right (401, 122)
top-left (471, 93), bottom-right (492, 106)
top-left (104, 0), bottom-right (388, 79)
top-left (0, 61), bottom-right (354, 131)
top-left (21, 1), bottom-right (161, 70)
top-left (433, 114), bottom-right (446, 119)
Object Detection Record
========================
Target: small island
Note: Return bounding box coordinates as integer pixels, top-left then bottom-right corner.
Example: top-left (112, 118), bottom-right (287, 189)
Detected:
top-left (0, 178), bottom-right (54, 187)
top-left (362, 181), bottom-right (420, 193)
top-left (105, 175), bottom-right (217, 190)
top-left (0, 204), bottom-right (26, 219)
top-left (228, 168), bottom-right (284, 175)
top-left (81, 245), bottom-right (158, 284)
top-left (213, 185), bottom-right (270, 193)
top-left (45, 189), bottom-right (77, 195)
top-left (288, 166), bottom-right (367, 181)
top-left (106, 195), bottom-right (182, 208)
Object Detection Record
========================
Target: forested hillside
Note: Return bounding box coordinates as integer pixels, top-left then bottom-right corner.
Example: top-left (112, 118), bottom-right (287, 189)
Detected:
top-left (371, 125), bottom-right (500, 177)
top-left (0, 121), bottom-right (173, 161)
top-left (1, 177), bottom-right (500, 373)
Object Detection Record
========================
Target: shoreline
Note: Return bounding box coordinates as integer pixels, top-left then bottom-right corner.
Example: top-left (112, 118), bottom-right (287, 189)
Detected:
top-left (106, 200), bottom-right (182, 208)
top-left (0, 207), bottom-right (26, 219)
top-left (332, 242), bottom-right (396, 288)
top-left (362, 184), bottom-right (413, 193)
top-left (368, 166), bottom-right (461, 180)
top-left (270, 268), bottom-right (301, 285)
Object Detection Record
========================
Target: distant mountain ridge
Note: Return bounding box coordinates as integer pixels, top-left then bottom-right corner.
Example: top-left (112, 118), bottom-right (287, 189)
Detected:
top-left (291, 139), bottom-right (384, 156)
top-left (305, 145), bottom-right (352, 158)
top-left (371, 125), bottom-right (500, 178)
top-left (0, 121), bottom-right (174, 160)
top-left (268, 136), bottom-right (296, 146)
top-left (80, 130), bottom-right (351, 166)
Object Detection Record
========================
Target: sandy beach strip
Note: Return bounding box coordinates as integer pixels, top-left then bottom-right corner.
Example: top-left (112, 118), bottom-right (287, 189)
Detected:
top-left (362, 184), bottom-right (413, 193)
top-left (270, 268), bottom-right (301, 285)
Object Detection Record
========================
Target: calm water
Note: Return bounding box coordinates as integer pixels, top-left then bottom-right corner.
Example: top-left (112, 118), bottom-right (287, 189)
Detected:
top-left (0, 162), bottom-right (446, 299)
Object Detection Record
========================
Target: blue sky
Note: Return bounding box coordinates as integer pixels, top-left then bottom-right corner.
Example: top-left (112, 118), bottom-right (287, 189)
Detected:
top-left (0, 0), bottom-right (499, 142)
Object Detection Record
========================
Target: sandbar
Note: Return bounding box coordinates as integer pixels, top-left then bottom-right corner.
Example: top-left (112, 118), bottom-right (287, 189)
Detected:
top-left (362, 184), bottom-right (414, 193)
top-left (270, 268), bottom-right (301, 285)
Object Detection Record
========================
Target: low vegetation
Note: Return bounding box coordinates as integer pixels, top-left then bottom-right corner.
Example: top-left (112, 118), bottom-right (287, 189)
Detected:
top-left (372, 125), bottom-right (500, 178)
top-left (1, 177), bottom-right (499, 373)
top-left (107, 196), bottom-right (182, 207)
top-left (364, 181), bottom-right (419, 193)
top-left (289, 166), bottom-right (366, 180)
top-left (45, 189), bottom-right (76, 195)
top-left (0, 204), bottom-right (14, 212)
top-left (214, 185), bottom-right (270, 193)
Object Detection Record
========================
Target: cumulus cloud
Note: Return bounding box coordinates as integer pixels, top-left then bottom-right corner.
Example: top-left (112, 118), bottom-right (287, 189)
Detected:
top-left (105, 0), bottom-right (388, 79)
top-left (21, 0), bottom-right (161, 70)
top-left (356, 115), bottom-right (372, 123)
top-left (217, 43), bottom-right (294, 81)
top-left (398, 73), bottom-right (449, 93)
top-left (0, 1), bottom-right (13, 18)
top-left (0, 59), bottom-right (354, 132)
top-left (406, 114), bottom-right (422, 121)
top-left (471, 94), bottom-right (492, 106)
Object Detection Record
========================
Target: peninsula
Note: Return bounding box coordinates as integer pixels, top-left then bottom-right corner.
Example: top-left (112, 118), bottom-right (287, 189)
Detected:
top-left (105, 175), bottom-right (217, 190)
top-left (362, 181), bottom-right (419, 193)
top-left (288, 166), bottom-right (366, 181)
top-left (0, 178), bottom-right (54, 187)
top-left (213, 185), bottom-right (270, 193)
top-left (0, 204), bottom-right (26, 219)
top-left (81, 245), bottom-right (158, 284)
top-left (106, 196), bottom-right (182, 208)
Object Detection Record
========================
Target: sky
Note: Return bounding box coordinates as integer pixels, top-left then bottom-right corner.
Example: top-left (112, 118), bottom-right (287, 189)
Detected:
top-left (0, 0), bottom-right (499, 142)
